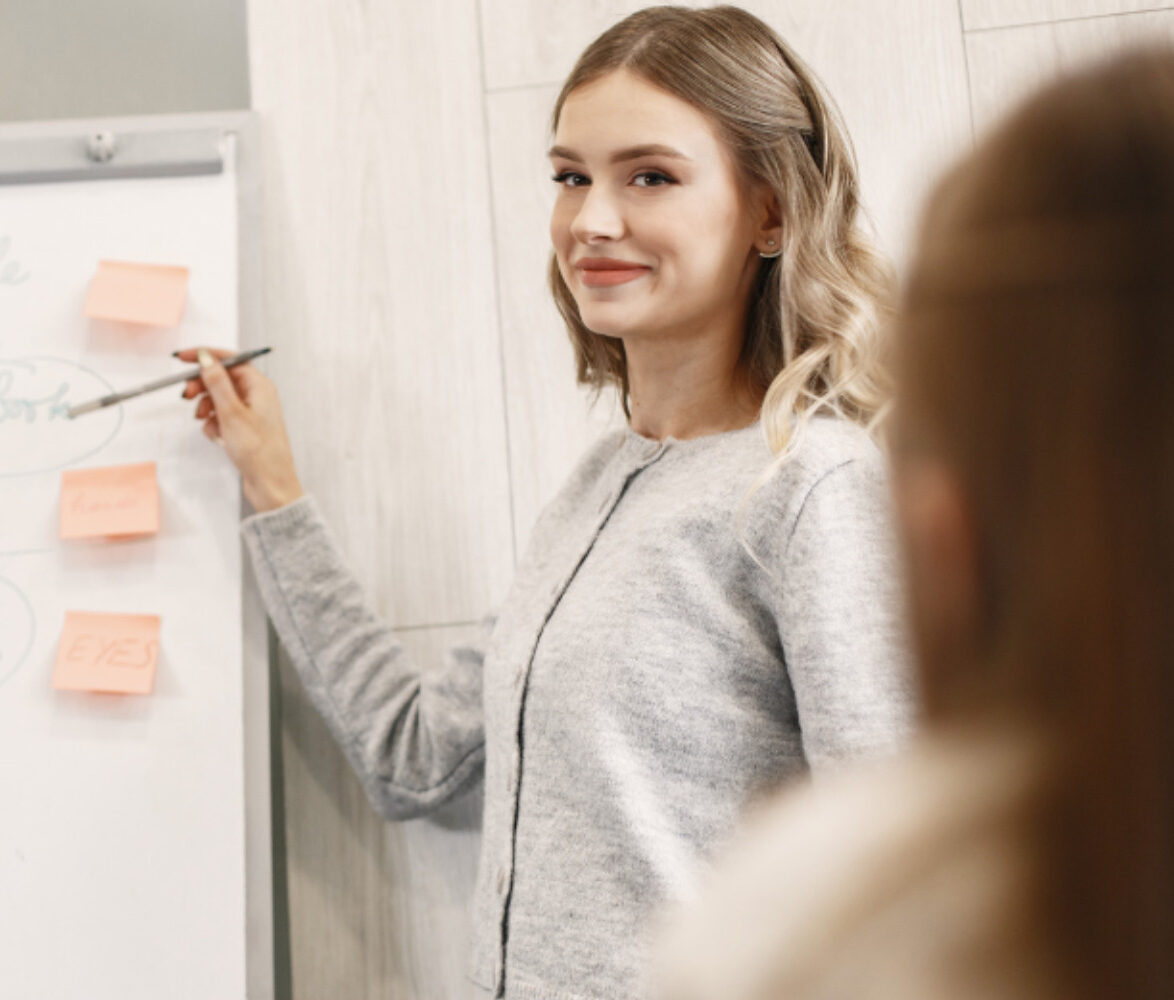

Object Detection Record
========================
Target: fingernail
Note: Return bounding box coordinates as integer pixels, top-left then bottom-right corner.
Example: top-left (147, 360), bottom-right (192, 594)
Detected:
top-left (197, 348), bottom-right (214, 369)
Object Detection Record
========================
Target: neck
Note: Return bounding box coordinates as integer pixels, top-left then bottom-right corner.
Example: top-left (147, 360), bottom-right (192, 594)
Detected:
top-left (624, 327), bottom-right (763, 440)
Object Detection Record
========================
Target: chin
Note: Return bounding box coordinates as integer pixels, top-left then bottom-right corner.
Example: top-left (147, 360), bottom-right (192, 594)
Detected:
top-left (579, 316), bottom-right (628, 340)
top-left (574, 302), bottom-right (646, 341)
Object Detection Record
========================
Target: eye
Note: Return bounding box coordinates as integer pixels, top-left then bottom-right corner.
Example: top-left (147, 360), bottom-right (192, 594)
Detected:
top-left (552, 170), bottom-right (589, 188)
top-left (632, 170), bottom-right (676, 188)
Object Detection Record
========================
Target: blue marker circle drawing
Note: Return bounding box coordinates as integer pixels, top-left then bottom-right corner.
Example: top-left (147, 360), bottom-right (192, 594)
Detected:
top-left (0, 356), bottom-right (124, 477)
top-left (0, 576), bottom-right (36, 688)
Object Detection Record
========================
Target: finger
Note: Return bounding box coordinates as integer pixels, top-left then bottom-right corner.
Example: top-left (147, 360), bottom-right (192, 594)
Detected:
top-left (182, 377), bottom-right (205, 399)
top-left (197, 350), bottom-right (246, 422)
top-left (174, 346), bottom-right (235, 363)
top-left (195, 395), bottom-right (215, 421)
top-left (202, 415), bottom-right (222, 443)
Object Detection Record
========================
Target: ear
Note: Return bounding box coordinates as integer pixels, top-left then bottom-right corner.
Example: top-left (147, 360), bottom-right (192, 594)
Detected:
top-left (893, 456), bottom-right (981, 673)
top-left (750, 186), bottom-right (783, 256)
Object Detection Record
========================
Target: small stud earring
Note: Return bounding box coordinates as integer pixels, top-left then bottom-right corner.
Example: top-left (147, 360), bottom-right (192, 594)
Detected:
top-left (759, 238), bottom-right (782, 260)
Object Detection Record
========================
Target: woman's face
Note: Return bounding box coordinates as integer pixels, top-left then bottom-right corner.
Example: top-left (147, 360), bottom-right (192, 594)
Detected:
top-left (549, 70), bottom-right (772, 349)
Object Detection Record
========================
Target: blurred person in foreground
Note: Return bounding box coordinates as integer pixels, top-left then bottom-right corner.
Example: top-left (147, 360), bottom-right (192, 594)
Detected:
top-left (654, 46), bottom-right (1174, 1000)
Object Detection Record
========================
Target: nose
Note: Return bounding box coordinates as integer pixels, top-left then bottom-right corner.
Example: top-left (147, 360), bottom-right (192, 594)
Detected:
top-left (569, 184), bottom-right (625, 244)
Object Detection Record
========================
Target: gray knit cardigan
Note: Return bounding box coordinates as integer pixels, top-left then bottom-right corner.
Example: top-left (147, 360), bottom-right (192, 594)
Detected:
top-left (240, 416), bottom-right (913, 1000)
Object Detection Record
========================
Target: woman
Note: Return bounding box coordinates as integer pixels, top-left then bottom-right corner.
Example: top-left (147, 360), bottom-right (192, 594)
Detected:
top-left (655, 46), bottom-right (1174, 1000)
top-left (184, 7), bottom-right (910, 999)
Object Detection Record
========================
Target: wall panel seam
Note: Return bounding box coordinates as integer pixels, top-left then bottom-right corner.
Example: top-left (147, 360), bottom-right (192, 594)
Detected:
top-left (957, 0), bottom-right (978, 143)
top-left (964, 5), bottom-right (1173, 36)
top-left (475, 0), bottom-right (519, 568)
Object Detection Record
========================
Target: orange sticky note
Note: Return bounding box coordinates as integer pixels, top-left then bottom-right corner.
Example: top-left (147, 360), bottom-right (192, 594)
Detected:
top-left (83, 259), bottom-right (189, 327)
top-left (60, 461), bottom-right (159, 540)
top-left (53, 611), bottom-right (161, 695)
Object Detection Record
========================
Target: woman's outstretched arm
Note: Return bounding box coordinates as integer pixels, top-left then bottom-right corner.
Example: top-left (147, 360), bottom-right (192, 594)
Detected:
top-left (243, 497), bottom-right (488, 819)
top-left (181, 347), bottom-right (487, 819)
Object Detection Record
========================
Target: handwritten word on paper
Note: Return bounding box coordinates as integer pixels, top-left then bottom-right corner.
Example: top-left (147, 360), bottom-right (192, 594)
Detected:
top-left (0, 358), bottom-right (123, 477)
top-left (60, 461), bottom-right (159, 540)
top-left (0, 235), bottom-right (30, 287)
top-left (53, 611), bottom-right (160, 694)
top-left (0, 362), bottom-right (69, 424)
top-left (83, 259), bottom-right (189, 327)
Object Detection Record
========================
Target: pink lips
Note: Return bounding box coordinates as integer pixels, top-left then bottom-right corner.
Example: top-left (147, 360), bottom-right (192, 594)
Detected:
top-left (575, 257), bottom-right (651, 287)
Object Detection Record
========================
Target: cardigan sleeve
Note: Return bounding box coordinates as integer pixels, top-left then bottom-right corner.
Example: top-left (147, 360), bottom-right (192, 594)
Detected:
top-left (774, 456), bottom-right (915, 770)
top-left (241, 495), bottom-right (487, 820)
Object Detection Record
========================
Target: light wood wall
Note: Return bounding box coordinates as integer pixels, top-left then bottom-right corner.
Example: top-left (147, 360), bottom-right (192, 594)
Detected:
top-left (246, 2), bottom-right (1174, 997)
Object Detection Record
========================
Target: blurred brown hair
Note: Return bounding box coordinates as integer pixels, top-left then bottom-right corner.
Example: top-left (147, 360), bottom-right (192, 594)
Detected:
top-left (549, 5), bottom-right (893, 460)
top-left (898, 47), bottom-right (1174, 1000)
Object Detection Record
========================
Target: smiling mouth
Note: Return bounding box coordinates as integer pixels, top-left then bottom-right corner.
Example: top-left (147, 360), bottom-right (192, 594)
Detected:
top-left (576, 259), bottom-right (651, 288)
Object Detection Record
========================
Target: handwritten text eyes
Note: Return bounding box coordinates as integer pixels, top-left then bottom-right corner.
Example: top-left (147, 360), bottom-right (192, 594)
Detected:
top-left (66, 634), bottom-right (158, 670)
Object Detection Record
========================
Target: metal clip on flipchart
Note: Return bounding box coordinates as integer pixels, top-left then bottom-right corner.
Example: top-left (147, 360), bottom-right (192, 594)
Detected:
top-left (0, 127), bottom-right (224, 186)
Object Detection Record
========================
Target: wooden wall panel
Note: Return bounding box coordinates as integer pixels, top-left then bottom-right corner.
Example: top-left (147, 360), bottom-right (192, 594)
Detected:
top-left (249, 0), bottom-right (502, 997)
top-left (278, 626), bottom-right (482, 1000)
top-left (962, 0), bottom-right (1173, 31)
top-left (480, 0), bottom-right (673, 91)
top-left (966, 8), bottom-right (1174, 131)
top-left (248, 0), bottom-right (514, 629)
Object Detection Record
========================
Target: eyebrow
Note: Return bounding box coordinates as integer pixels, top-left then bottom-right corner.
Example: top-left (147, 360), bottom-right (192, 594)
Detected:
top-left (547, 143), bottom-right (691, 164)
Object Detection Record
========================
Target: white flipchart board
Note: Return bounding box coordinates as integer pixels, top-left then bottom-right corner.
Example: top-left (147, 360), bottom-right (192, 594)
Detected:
top-left (0, 115), bottom-right (273, 1000)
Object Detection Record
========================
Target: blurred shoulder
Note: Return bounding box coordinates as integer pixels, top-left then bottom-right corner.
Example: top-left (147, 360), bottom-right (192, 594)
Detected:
top-left (653, 728), bottom-right (1055, 1000)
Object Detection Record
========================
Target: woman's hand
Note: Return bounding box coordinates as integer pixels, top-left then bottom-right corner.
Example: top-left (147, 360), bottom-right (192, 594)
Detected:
top-left (178, 347), bottom-right (305, 513)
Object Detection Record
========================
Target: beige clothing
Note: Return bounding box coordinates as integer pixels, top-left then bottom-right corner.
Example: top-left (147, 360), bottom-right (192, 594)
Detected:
top-left (654, 729), bottom-right (1061, 1000)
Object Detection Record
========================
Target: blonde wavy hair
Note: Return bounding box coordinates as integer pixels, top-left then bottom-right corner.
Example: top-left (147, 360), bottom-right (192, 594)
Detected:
top-left (549, 5), bottom-right (894, 460)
